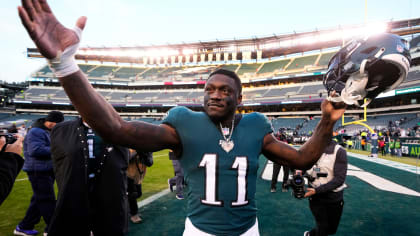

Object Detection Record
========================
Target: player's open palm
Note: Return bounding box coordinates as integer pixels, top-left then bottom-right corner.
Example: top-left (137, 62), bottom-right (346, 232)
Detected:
top-left (18, 0), bottom-right (86, 59)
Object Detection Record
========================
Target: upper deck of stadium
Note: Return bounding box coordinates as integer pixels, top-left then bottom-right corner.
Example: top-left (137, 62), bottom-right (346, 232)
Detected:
top-left (13, 17), bottom-right (420, 115)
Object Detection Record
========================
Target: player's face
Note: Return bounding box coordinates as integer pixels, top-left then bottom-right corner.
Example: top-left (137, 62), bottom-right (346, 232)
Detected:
top-left (203, 74), bottom-right (242, 122)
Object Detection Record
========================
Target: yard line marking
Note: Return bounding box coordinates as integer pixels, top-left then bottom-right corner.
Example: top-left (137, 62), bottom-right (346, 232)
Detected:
top-left (138, 189), bottom-right (171, 208)
top-left (348, 152), bottom-right (420, 174)
top-left (153, 153), bottom-right (169, 158)
top-left (261, 160), bottom-right (420, 197)
top-left (348, 164), bottom-right (420, 197)
top-left (15, 178), bottom-right (28, 182)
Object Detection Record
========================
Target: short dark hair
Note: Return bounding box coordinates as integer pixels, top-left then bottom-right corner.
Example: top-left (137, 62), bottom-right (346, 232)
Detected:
top-left (45, 110), bottom-right (64, 123)
top-left (208, 69), bottom-right (242, 95)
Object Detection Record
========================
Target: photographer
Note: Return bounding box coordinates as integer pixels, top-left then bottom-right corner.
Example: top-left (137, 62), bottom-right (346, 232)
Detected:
top-left (0, 134), bottom-right (24, 205)
top-left (303, 139), bottom-right (347, 236)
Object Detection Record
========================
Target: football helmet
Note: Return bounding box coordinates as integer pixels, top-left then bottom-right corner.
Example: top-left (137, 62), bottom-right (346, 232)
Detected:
top-left (323, 33), bottom-right (411, 107)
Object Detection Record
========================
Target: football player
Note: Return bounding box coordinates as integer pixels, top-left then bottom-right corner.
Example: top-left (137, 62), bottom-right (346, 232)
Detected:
top-left (18, 1), bottom-right (346, 235)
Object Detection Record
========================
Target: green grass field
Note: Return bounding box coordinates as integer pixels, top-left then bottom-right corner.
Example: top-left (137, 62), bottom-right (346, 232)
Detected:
top-left (1, 148), bottom-right (419, 235)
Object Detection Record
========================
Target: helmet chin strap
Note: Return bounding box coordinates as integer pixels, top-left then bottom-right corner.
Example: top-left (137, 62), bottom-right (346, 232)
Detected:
top-left (341, 72), bottom-right (369, 106)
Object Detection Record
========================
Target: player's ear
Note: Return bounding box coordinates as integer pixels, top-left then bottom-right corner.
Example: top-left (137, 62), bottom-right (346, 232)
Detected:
top-left (237, 94), bottom-right (242, 105)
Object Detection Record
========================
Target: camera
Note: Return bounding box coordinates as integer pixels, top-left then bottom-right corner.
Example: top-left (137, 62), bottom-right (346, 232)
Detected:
top-left (284, 170), bottom-right (315, 199)
top-left (0, 133), bottom-right (17, 145)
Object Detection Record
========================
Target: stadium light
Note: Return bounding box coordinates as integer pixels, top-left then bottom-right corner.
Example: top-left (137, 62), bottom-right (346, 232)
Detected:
top-left (341, 22), bottom-right (388, 39)
top-left (75, 22), bottom-right (388, 60)
top-left (146, 48), bottom-right (179, 57)
top-left (263, 22), bottom-right (389, 49)
top-left (182, 48), bottom-right (197, 55)
top-left (78, 48), bottom-right (179, 58)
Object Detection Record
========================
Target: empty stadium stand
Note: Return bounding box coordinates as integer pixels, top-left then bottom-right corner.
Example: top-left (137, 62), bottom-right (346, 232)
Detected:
top-left (88, 65), bottom-right (115, 78)
top-left (257, 59), bottom-right (291, 75)
top-left (271, 117), bottom-right (306, 130)
top-left (317, 52), bottom-right (336, 66)
top-left (113, 67), bottom-right (146, 79)
top-left (285, 55), bottom-right (318, 71)
top-left (237, 63), bottom-right (262, 76)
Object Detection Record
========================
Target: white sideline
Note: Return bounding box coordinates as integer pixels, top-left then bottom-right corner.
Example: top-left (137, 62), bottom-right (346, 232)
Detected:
top-left (137, 189), bottom-right (171, 208)
top-left (15, 178), bottom-right (28, 182)
top-left (348, 152), bottom-right (420, 175)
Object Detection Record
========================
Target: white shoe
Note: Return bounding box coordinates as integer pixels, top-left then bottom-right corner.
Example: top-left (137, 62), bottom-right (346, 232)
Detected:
top-left (303, 231), bottom-right (310, 236)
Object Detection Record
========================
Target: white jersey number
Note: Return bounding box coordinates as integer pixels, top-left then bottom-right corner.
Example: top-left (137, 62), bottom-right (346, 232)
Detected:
top-left (199, 154), bottom-right (249, 207)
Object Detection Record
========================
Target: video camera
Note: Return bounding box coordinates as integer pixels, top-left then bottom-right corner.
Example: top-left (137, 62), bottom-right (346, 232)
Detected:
top-left (0, 133), bottom-right (17, 145)
top-left (284, 170), bottom-right (315, 199)
top-left (0, 122), bottom-right (21, 145)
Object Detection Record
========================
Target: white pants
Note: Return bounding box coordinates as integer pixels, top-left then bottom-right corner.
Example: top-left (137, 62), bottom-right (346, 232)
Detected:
top-left (183, 217), bottom-right (259, 236)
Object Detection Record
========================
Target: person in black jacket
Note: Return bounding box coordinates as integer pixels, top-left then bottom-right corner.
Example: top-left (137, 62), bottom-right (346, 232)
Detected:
top-left (15, 111), bottom-right (64, 236)
top-left (49, 117), bottom-right (129, 236)
top-left (0, 134), bottom-right (24, 205)
top-left (303, 140), bottom-right (348, 236)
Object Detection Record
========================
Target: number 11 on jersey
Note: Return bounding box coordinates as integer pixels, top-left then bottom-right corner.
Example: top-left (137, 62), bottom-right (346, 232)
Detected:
top-left (199, 154), bottom-right (249, 207)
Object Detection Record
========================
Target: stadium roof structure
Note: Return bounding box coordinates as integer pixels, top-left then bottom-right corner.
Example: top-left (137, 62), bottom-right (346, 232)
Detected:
top-left (27, 18), bottom-right (420, 65)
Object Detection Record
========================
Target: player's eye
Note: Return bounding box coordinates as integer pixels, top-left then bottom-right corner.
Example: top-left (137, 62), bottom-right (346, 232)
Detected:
top-left (223, 88), bottom-right (231, 94)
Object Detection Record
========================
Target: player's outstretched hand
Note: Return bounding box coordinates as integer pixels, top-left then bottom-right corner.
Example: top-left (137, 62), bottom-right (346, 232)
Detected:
top-left (18, 0), bottom-right (86, 59)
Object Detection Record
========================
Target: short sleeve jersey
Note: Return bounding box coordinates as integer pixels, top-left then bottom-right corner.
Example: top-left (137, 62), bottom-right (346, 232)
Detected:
top-left (163, 106), bottom-right (272, 235)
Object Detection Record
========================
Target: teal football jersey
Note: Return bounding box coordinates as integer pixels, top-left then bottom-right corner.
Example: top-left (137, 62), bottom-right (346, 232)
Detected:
top-left (163, 106), bottom-right (272, 235)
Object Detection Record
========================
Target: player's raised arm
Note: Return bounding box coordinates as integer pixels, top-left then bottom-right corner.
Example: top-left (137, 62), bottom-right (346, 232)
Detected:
top-left (18, 0), bottom-right (180, 151)
top-left (262, 99), bottom-right (346, 170)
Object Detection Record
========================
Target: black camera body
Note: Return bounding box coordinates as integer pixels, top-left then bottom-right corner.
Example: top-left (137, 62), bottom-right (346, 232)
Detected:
top-left (285, 174), bottom-right (305, 199)
top-left (0, 133), bottom-right (17, 145)
top-left (284, 171), bottom-right (315, 199)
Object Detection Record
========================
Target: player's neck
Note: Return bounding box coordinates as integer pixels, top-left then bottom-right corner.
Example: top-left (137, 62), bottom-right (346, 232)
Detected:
top-left (220, 114), bottom-right (236, 128)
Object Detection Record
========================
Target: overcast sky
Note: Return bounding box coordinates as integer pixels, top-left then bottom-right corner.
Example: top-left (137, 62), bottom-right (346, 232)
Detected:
top-left (1, 0), bottom-right (418, 83)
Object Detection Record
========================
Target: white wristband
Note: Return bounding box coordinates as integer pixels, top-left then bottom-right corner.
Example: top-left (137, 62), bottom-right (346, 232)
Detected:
top-left (48, 27), bottom-right (82, 78)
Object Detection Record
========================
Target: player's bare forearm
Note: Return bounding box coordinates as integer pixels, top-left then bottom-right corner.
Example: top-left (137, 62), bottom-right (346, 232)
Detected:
top-left (263, 118), bottom-right (335, 170)
top-left (294, 100), bottom-right (345, 169)
top-left (59, 71), bottom-right (178, 151)
top-left (263, 99), bottom-right (344, 169)
top-left (296, 117), bottom-right (335, 169)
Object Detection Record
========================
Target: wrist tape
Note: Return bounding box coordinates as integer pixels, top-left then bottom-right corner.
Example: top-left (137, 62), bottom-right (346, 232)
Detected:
top-left (48, 27), bottom-right (82, 78)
